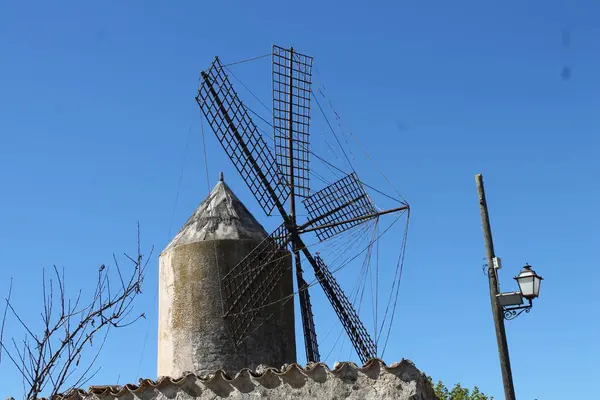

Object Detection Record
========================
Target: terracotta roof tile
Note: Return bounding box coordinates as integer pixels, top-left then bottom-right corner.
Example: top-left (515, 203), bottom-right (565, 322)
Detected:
top-left (49, 358), bottom-right (428, 399)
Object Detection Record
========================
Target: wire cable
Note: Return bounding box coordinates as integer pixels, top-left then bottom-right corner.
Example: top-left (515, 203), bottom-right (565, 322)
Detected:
top-left (225, 65), bottom-right (272, 113)
top-left (224, 211), bottom-right (405, 317)
top-left (313, 72), bottom-right (409, 205)
top-left (221, 53), bottom-right (271, 68)
top-left (378, 210), bottom-right (410, 356)
top-left (312, 93), bottom-right (356, 174)
top-left (135, 75), bottom-right (202, 378)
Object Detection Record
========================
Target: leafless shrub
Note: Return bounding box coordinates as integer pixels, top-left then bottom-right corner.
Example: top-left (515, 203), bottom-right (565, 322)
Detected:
top-left (0, 224), bottom-right (153, 400)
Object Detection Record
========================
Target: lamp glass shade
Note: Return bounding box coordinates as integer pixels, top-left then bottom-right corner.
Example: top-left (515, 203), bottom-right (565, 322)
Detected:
top-left (515, 265), bottom-right (543, 300)
top-left (517, 275), bottom-right (535, 298)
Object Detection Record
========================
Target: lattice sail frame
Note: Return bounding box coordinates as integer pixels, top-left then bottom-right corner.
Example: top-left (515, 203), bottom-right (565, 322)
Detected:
top-left (272, 45), bottom-right (313, 198)
top-left (296, 272), bottom-right (319, 360)
top-left (313, 254), bottom-right (377, 364)
top-left (303, 172), bottom-right (377, 241)
top-left (197, 57), bottom-right (290, 216)
top-left (220, 223), bottom-right (292, 345)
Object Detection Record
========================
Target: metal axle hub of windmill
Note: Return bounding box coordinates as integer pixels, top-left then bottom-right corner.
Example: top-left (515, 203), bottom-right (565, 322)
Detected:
top-left (196, 45), bottom-right (409, 365)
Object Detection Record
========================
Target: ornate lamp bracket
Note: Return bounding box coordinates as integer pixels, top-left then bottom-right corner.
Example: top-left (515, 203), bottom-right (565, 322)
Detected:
top-left (502, 299), bottom-right (533, 321)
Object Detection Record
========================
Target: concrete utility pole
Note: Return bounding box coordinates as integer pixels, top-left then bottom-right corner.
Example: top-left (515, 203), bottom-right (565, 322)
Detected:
top-left (475, 174), bottom-right (517, 400)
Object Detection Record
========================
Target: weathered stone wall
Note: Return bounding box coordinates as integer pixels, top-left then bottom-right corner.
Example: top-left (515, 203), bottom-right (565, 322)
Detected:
top-left (79, 359), bottom-right (437, 400)
top-left (158, 239), bottom-right (296, 378)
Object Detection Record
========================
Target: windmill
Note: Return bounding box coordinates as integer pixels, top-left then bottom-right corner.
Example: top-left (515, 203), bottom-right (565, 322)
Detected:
top-left (195, 45), bottom-right (409, 364)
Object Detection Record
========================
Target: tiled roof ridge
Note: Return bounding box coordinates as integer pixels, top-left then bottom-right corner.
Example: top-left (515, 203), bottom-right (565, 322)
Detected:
top-left (49, 358), bottom-right (420, 399)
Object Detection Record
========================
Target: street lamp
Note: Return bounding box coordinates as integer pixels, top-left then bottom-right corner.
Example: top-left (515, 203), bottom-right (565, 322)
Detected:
top-left (495, 262), bottom-right (544, 320)
top-left (476, 174), bottom-right (545, 400)
top-left (515, 264), bottom-right (543, 300)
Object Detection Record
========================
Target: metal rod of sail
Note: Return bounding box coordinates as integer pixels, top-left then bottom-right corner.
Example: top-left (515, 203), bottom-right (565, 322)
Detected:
top-left (288, 49), bottom-right (296, 222)
top-left (287, 47), bottom-right (320, 363)
top-left (299, 205), bottom-right (409, 234)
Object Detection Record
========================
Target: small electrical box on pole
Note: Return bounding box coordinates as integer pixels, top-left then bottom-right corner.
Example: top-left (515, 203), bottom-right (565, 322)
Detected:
top-left (493, 257), bottom-right (502, 270)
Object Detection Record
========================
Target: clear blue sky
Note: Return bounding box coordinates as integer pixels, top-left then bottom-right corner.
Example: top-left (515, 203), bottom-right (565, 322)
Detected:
top-left (1, 1), bottom-right (598, 399)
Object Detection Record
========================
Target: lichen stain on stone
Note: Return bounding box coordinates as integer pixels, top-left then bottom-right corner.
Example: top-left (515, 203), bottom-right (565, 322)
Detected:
top-left (159, 237), bottom-right (296, 377)
top-left (170, 243), bottom-right (206, 332)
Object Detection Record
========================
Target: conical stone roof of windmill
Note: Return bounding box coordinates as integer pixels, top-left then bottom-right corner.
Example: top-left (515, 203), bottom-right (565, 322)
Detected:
top-left (163, 173), bottom-right (268, 252)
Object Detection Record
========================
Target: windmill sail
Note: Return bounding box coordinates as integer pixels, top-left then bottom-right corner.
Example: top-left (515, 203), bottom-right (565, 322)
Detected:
top-left (302, 172), bottom-right (378, 241)
top-left (312, 254), bottom-right (377, 364)
top-left (197, 57), bottom-right (290, 216)
top-left (272, 45), bottom-right (313, 198)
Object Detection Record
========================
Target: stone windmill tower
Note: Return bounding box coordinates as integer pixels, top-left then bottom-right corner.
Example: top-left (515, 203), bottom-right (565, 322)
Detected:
top-left (157, 173), bottom-right (296, 377)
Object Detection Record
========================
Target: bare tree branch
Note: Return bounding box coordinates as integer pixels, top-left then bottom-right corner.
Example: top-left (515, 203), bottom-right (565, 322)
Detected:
top-left (2, 225), bottom-right (153, 400)
top-left (6, 302), bottom-right (40, 346)
top-left (0, 277), bottom-right (13, 364)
